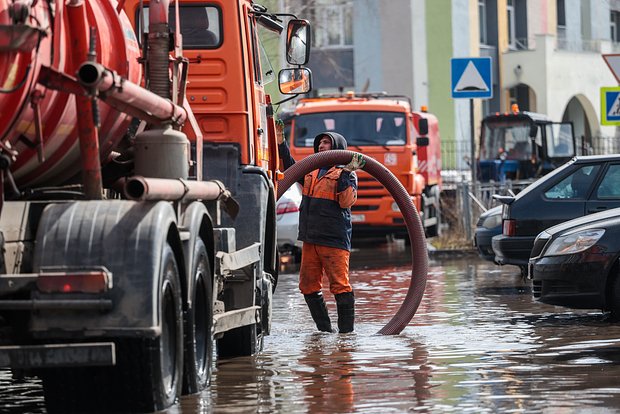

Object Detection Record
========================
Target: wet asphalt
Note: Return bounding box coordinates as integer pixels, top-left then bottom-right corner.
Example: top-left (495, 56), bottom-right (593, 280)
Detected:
top-left (2, 239), bottom-right (620, 413)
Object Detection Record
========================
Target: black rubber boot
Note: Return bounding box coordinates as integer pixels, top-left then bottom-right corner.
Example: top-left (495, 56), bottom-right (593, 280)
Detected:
top-left (335, 291), bottom-right (355, 333)
top-left (304, 292), bottom-right (334, 332)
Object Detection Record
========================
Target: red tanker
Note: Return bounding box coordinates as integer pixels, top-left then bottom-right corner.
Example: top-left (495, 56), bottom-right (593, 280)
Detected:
top-left (0, 0), bottom-right (313, 412)
top-left (0, 0), bottom-right (142, 187)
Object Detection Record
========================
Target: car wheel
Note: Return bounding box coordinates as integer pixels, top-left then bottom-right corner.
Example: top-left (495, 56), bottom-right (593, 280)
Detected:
top-left (608, 264), bottom-right (620, 319)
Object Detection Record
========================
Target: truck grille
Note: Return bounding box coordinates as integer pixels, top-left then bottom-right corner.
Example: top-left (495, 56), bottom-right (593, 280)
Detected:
top-left (351, 205), bottom-right (379, 211)
top-left (357, 176), bottom-right (391, 198)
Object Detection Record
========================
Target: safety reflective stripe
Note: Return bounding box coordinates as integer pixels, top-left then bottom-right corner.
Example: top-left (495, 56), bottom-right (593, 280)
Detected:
top-left (418, 160), bottom-right (427, 172)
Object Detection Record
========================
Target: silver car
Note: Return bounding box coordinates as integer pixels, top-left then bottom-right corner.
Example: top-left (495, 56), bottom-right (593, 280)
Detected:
top-left (276, 183), bottom-right (303, 261)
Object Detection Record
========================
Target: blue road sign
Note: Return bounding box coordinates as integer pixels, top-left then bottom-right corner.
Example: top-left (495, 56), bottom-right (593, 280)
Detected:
top-left (601, 86), bottom-right (620, 125)
top-left (451, 57), bottom-right (493, 99)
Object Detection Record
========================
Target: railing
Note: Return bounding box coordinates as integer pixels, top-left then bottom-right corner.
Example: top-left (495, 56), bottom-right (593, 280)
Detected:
top-left (556, 37), bottom-right (601, 53)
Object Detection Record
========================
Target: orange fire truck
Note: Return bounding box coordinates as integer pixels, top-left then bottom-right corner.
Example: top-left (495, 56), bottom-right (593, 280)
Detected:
top-left (287, 92), bottom-right (442, 238)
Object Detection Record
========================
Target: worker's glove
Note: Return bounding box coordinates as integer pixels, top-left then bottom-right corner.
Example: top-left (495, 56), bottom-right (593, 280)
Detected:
top-left (343, 153), bottom-right (366, 172)
top-left (275, 119), bottom-right (285, 145)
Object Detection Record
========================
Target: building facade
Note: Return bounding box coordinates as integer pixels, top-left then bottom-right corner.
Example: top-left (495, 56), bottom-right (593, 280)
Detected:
top-left (282, 0), bottom-right (619, 170)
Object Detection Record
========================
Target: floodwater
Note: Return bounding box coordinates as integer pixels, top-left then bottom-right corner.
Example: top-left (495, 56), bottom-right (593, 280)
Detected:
top-left (3, 239), bottom-right (620, 413)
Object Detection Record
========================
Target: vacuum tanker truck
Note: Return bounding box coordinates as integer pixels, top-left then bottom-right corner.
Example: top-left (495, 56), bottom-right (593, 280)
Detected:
top-left (0, 0), bottom-right (312, 411)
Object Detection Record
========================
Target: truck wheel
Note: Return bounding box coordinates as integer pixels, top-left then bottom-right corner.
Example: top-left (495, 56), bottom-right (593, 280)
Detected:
top-left (608, 264), bottom-right (620, 319)
top-left (183, 239), bottom-right (214, 394)
top-left (41, 242), bottom-right (183, 413)
top-left (119, 242), bottom-right (183, 412)
top-left (425, 188), bottom-right (442, 237)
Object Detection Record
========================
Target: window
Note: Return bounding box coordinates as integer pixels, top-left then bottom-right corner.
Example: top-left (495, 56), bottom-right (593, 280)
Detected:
top-left (546, 123), bottom-right (575, 158)
top-left (137, 5), bottom-right (222, 49)
top-left (544, 165), bottom-right (600, 200)
top-left (611, 11), bottom-right (620, 43)
top-left (314, 3), bottom-right (353, 48)
top-left (557, 0), bottom-right (566, 28)
top-left (596, 164), bottom-right (620, 199)
top-left (507, 0), bottom-right (516, 49)
top-left (479, 0), bottom-right (487, 44)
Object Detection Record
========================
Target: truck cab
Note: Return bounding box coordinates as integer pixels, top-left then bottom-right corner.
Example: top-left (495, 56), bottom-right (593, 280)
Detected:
top-left (478, 106), bottom-right (576, 182)
top-left (287, 92), bottom-right (442, 238)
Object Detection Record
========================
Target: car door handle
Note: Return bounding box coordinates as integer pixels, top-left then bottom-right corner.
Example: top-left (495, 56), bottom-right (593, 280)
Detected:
top-left (587, 206), bottom-right (607, 214)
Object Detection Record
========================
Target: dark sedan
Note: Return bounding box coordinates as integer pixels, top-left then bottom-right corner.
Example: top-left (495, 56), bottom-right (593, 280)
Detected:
top-left (529, 207), bottom-right (620, 315)
top-left (474, 205), bottom-right (502, 262)
top-left (492, 155), bottom-right (620, 274)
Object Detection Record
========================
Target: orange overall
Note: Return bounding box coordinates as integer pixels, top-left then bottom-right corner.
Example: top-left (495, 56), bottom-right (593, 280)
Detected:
top-left (298, 167), bottom-right (357, 295)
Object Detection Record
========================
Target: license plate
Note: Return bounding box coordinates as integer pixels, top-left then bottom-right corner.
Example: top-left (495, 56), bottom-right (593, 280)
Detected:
top-left (351, 214), bottom-right (365, 222)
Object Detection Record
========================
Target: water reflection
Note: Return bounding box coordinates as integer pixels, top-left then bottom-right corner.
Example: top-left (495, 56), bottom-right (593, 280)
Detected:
top-left (3, 239), bottom-right (620, 413)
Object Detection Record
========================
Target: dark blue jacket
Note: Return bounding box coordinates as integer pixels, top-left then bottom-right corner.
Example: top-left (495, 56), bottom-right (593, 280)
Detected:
top-left (278, 132), bottom-right (357, 251)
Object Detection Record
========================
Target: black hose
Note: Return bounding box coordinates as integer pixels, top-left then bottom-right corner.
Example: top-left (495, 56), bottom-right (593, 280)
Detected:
top-left (276, 150), bottom-right (428, 335)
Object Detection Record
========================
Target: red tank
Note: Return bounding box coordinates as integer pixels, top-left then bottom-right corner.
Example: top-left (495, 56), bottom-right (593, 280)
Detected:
top-left (0, 0), bottom-right (141, 187)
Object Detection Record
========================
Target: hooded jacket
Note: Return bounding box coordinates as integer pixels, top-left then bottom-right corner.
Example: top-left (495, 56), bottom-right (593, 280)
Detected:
top-left (278, 132), bottom-right (357, 251)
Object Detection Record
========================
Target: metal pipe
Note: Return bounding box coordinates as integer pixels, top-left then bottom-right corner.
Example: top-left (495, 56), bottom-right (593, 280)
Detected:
top-left (77, 62), bottom-right (187, 126)
top-left (67, 0), bottom-right (103, 199)
top-left (123, 176), bottom-right (224, 201)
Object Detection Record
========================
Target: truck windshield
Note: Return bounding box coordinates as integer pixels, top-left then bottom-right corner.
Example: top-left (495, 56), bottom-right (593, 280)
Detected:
top-left (480, 121), bottom-right (532, 161)
top-left (293, 111), bottom-right (407, 147)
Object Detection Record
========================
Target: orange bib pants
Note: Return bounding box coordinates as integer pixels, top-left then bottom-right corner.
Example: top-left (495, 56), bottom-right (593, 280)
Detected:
top-left (299, 242), bottom-right (352, 295)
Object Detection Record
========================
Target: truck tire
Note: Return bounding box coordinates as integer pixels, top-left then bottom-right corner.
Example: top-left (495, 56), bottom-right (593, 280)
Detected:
top-left (41, 242), bottom-right (183, 413)
top-left (183, 238), bottom-right (214, 394)
top-left (608, 263), bottom-right (620, 319)
top-left (425, 187), bottom-right (442, 238)
top-left (120, 242), bottom-right (184, 412)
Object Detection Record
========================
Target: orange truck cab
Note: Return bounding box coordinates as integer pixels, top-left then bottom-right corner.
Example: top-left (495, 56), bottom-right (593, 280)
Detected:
top-left (287, 92), bottom-right (442, 238)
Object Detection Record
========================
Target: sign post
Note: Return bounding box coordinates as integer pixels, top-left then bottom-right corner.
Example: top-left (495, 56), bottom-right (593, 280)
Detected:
top-left (450, 57), bottom-right (493, 185)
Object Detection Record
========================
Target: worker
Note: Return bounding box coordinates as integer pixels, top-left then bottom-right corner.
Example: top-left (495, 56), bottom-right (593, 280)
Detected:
top-left (275, 120), bottom-right (365, 333)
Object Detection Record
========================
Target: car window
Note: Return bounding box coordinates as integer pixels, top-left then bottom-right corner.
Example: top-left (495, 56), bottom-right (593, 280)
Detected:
top-left (596, 164), bottom-right (620, 199)
top-left (544, 165), bottom-right (600, 199)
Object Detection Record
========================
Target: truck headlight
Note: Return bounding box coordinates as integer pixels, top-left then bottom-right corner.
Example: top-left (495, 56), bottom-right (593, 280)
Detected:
top-left (543, 229), bottom-right (605, 257)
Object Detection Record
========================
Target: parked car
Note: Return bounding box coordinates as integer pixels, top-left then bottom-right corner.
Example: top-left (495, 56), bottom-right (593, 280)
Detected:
top-left (474, 205), bottom-right (502, 262)
top-left (276, 183), bottom-right (303, 261)
top-left (492, 155), bottom-right (620, 275)
top-left (529, 206), bottom-right (620, 315)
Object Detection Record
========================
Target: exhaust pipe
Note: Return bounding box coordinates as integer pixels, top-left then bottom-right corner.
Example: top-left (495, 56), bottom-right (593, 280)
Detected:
top-left (123, 176), bottom-right (240, 218)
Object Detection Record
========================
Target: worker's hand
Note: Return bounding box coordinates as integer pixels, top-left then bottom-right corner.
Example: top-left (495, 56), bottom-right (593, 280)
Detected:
top-left (343, 153), bottom-right (366, 172)
top-left (275, 119), bottom-right (285, 145)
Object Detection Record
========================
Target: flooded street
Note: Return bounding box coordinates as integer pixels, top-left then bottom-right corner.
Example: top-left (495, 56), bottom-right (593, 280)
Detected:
top-left (3, 240), bottom-right (620, 413)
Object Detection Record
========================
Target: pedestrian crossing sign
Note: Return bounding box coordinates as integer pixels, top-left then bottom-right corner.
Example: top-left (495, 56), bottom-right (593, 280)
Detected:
top-left (601, 86), bottom-right (620, 125)
top-left (451, 57), bottom-right (493, 99)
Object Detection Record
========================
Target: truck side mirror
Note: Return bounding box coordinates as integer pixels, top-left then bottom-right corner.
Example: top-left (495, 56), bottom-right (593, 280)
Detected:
top-left (418, 118), bottom-right (428, 136)
top-left (278, 68), bottom-right (312, 94)
top-left (529, 124), bottom-right (538, 138)
top-left (416, 136), bottom-right (429, 147)
top-left (286, 19), bottom-right (311, 65)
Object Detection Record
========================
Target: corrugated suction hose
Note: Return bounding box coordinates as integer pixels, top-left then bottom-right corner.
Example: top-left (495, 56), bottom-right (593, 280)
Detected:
top-left (276, 150), bottom-right (428, 335)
